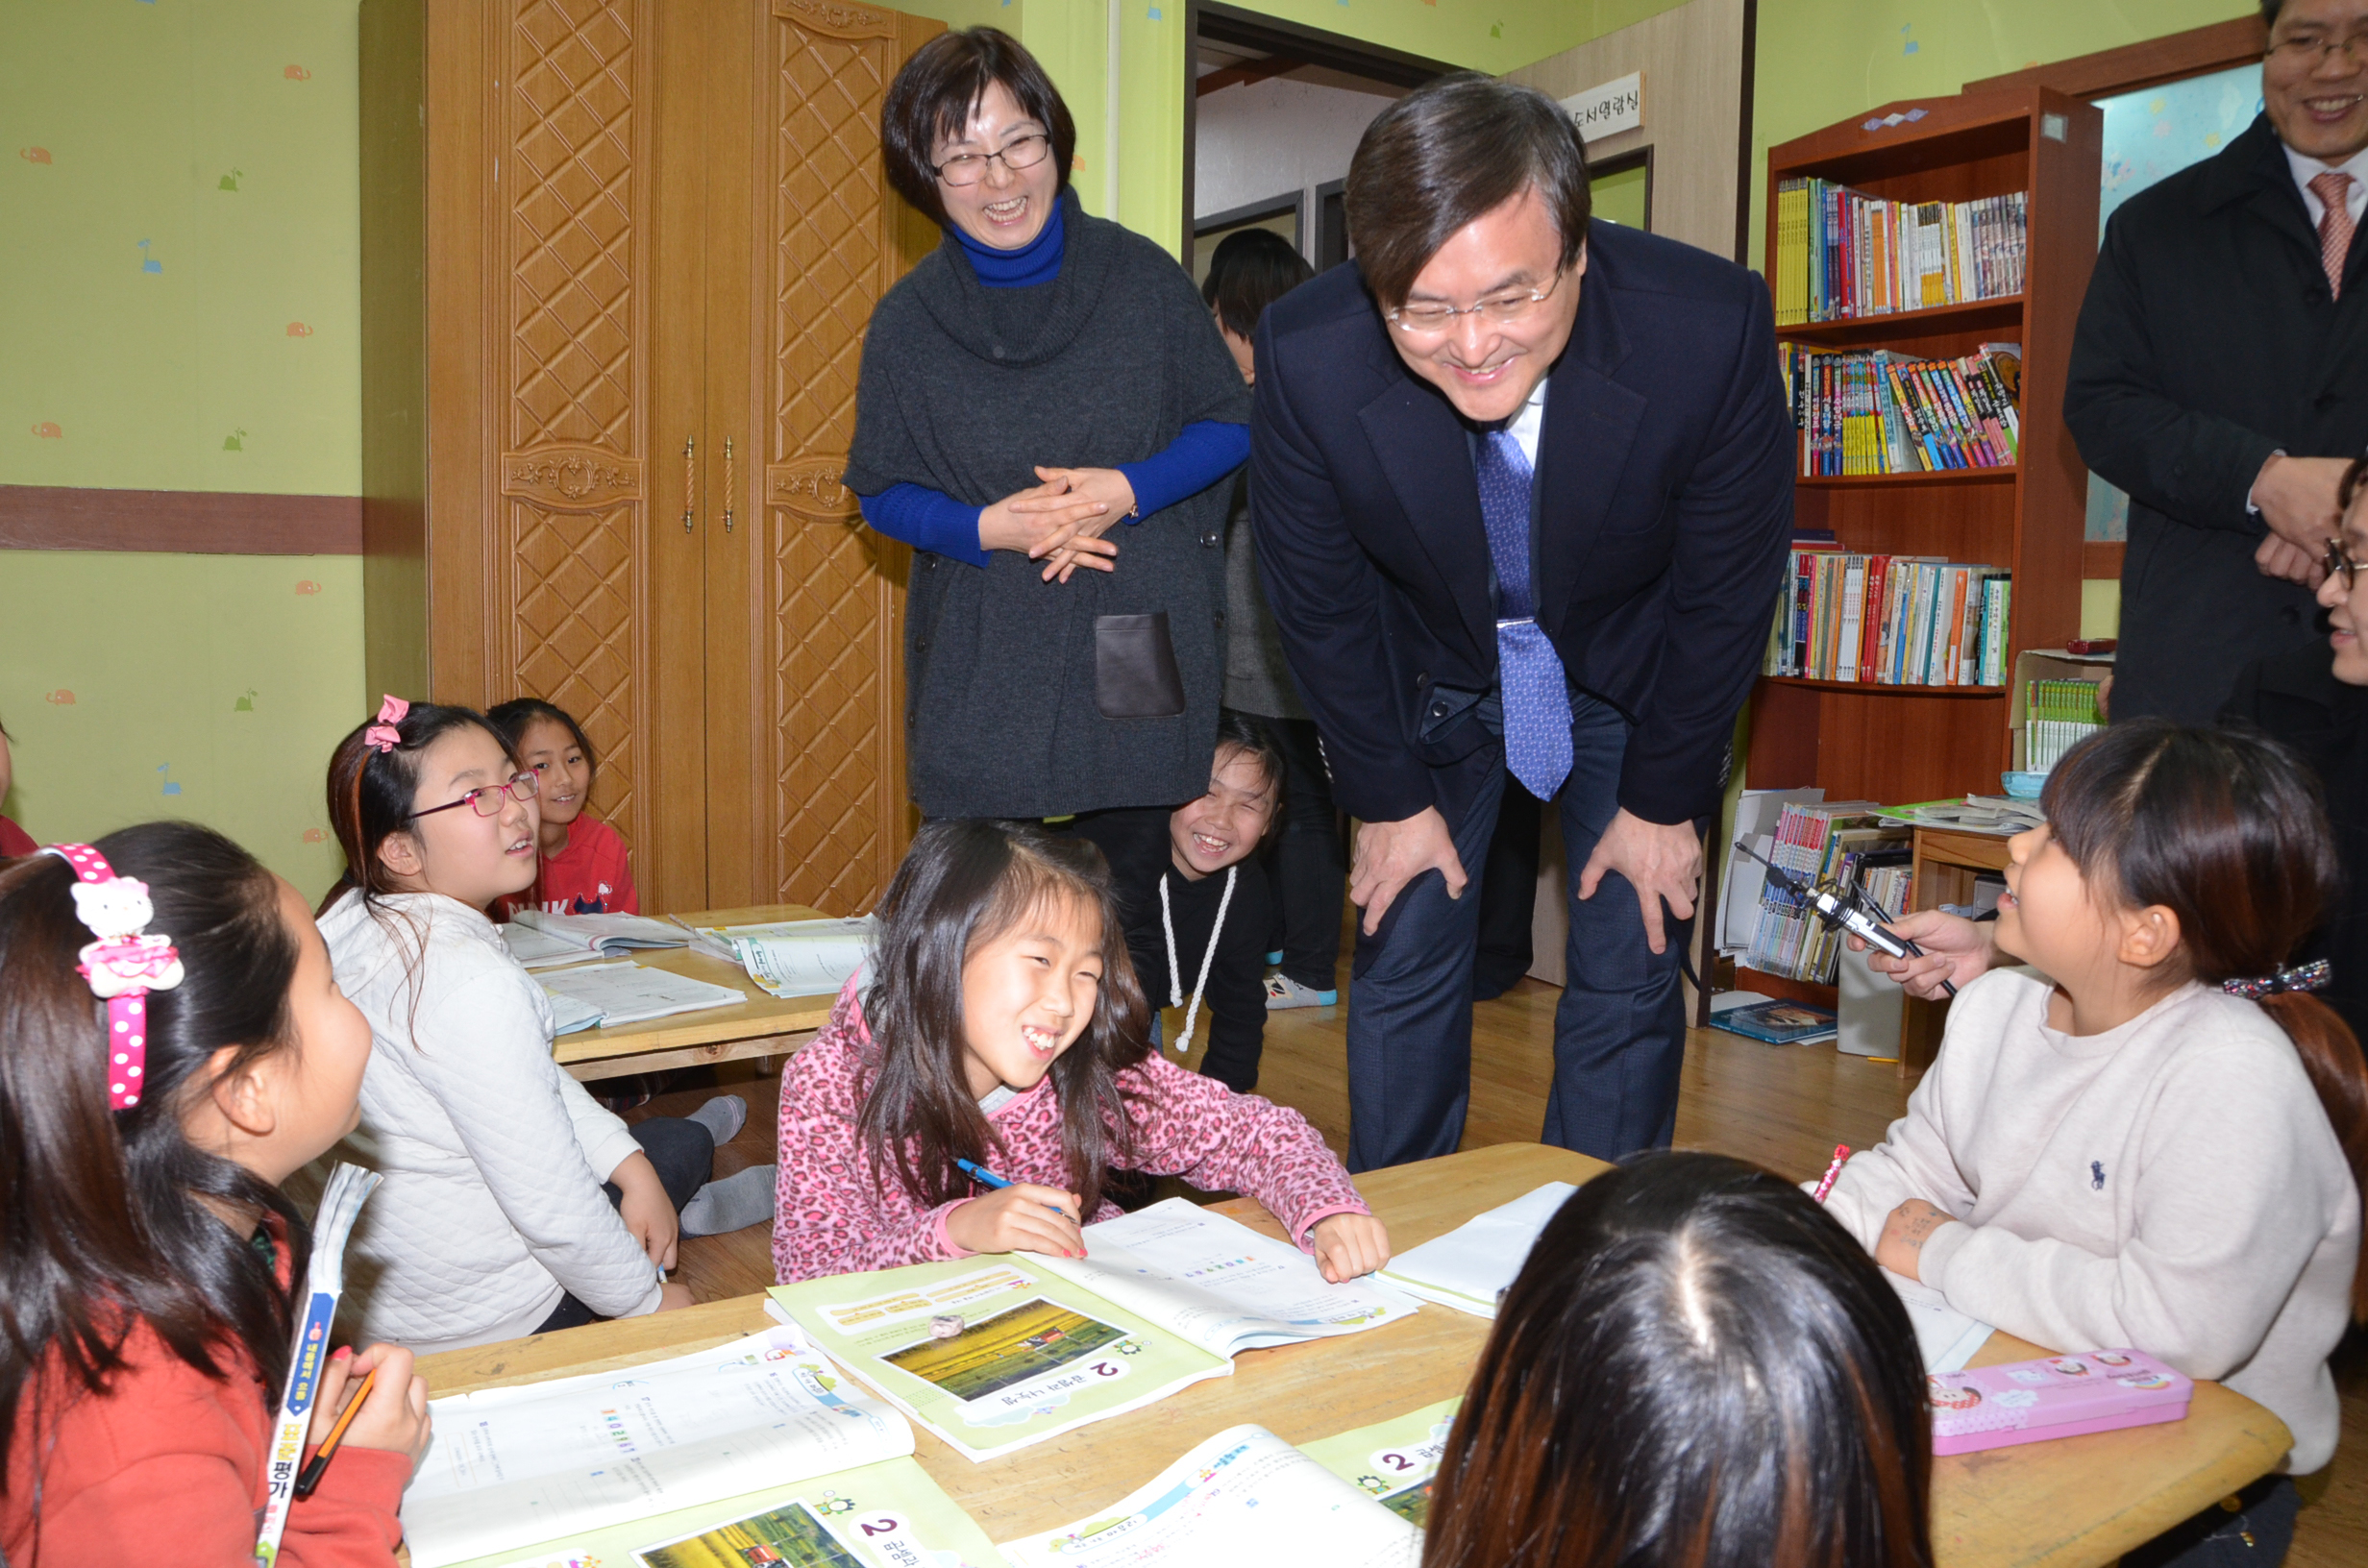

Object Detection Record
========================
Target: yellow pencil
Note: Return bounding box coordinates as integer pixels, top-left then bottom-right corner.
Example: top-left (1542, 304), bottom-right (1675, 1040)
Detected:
top-left (292, 1367), bottom-right (378, 1500)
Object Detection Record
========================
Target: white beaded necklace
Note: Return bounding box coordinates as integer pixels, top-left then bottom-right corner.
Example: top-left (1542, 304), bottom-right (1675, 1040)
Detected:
top-left (1157, 865), bottom-right (1235, 1055)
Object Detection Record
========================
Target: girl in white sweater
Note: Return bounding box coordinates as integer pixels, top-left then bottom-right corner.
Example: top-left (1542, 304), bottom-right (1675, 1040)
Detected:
top-left (1826, 721), bottom-right (2368, 1565)
top-left (315, 698), bottom-right (766, 1354)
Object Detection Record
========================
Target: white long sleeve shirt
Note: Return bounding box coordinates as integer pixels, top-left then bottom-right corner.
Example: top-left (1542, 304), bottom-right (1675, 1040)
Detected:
top-left (1824, 969), bottom-right (2358, 1473)
top-left (319, 890), bottom-right (663, 1354)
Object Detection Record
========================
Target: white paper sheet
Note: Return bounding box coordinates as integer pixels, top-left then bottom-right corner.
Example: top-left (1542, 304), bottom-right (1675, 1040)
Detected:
top-left (536, 961), bottom-right (746, 1028)
top-left (402, 1328), bottom-right (912, 1568)
top-left (1035, 1197), bottom-right (1418, 1355)
top-left (1884, 1267), bottom-right (1995, 1373)
top-left (1375, 1181), bottom-right (1576, 1318)
top-left (998, 1425), bottom-right (1420, 1568)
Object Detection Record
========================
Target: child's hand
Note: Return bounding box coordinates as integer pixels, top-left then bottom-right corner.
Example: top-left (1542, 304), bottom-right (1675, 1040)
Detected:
top-left (611, 1151), bottom-right (680, 1272)
top-left (1875, 1198), bottom-right (1957, 1282)
top-left (946, 1186), bottom-right (1086, 1259)
top-left (310, 1343), bottom-right (432, 1476)
top-left (1310, 1213), bottom-right (1391, 1283)
top-left (1849, 909), bottom-right (1997, 999)
top-left (655, 1281), bottom-right (697, 1311)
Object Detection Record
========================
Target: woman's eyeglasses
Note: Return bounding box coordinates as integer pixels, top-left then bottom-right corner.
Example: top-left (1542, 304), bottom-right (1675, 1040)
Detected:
top-left (407, 772), bottom-right (539, 821)
top-left (2324, 537), bottom-right (2363, 592)
top-left (933, 132), bottom-right (1051, 187)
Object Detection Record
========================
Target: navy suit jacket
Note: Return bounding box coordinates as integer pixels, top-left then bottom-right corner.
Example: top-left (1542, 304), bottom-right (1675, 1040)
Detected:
top-left (1248, 218), bottom-right (1794, 826)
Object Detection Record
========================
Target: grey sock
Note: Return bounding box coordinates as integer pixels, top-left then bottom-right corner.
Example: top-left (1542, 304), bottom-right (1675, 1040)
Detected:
top-left (686, 1094), bottom-right (747, 1146)
top-left (681, 1164), bottom-right (776, 1237)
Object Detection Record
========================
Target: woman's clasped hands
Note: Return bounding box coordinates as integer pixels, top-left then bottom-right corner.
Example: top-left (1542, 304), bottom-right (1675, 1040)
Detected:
top-left (977, 466), bottom-right (1140, 582)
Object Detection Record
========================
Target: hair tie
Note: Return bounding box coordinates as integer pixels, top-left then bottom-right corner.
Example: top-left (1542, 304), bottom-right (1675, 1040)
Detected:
top-left (2222, 959), bottom-right (2332, 1000)
top-left (38, 845), bottom-right (185, 1111)
top-left (364, 694), bottom-right (409, 754)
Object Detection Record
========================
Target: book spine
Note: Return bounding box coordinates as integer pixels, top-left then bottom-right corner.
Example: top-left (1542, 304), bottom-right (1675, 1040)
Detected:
top-left (1861, 553), bottom-right (1889, 676)
top-left (1838, 556), bottom-right (1865, 682)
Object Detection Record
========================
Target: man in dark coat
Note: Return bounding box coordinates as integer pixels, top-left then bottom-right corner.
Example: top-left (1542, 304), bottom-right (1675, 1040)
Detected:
top-left (1251, 75), bottom-right (1792, 1171)
top-left (2065, 0), bottom-right (2368, 723)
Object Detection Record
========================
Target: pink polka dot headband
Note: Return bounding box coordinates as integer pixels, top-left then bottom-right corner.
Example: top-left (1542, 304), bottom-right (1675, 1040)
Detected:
top-left (39, 845), bottom-right (185, 1111)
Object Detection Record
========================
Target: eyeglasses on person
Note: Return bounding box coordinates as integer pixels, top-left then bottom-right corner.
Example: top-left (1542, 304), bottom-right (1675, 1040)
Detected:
top-left (2270, 28), bottom-right (2368, 67)
top-left (933, 132), bottom-right (1051, 187)
top-left (1385, 269), bottom-right (1566, 337)
top-left (407, 772), bottom-right (540, 821)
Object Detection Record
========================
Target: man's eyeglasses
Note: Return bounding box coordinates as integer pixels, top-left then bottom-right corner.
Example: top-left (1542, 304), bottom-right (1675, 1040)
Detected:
top-left (407, 772), bottom-right (539, 821)
top-left (2271, 30), bottom-right (2368, 67)
top-left (933, 132), bottom-right (1051, 187)
top-left (2323, 537), bottom-right (2363, 592)
top-left (1385, 269), bottom-right (1566, 338)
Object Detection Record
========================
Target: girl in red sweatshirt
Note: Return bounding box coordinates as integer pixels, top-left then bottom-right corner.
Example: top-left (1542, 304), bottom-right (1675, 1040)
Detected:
top-left (0, 821), bottom-right (431, 1566)
top-left (774, 819), bottom-right (1389, 1284)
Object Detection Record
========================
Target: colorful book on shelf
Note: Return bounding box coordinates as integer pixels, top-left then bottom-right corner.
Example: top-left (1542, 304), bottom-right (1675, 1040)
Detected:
top-left (764, 1199), bottom-right (1417, 1462)
top-left (1779, 344), bottom-right (2021, 476)
top-left (1764, 554), bottom-right (2010, 686)
top-left (1773, 180), bottom-right (2027, 326)
top-left (398, 1326), bottom-right (1004, 1568)
top-left (1744, 803), bottom-right (1910, 986)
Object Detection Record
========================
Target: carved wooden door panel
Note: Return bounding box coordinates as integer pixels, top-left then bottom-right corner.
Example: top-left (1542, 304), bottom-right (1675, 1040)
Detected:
top-left (702, 0), bottom-right (939, 914)
top-left (486, 0), bottom-right (707, 911)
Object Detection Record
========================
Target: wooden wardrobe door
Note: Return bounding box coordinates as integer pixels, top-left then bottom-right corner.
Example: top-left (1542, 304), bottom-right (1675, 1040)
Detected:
top-left (702, 0), bottom-right (940, 915)
top-left (486, 0), bottom-right (708, 911)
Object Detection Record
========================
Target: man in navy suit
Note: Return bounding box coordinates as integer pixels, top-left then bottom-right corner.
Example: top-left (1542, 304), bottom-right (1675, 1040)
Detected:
top-left (1251, 74), bottom-right (1792, 1171)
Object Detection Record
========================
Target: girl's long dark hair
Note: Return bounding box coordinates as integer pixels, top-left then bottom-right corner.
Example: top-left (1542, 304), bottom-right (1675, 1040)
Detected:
top-left (857, 821), bottom-right (1152, 1217)
top-left (2045, 719), bottom-right (2368, 1314)
top-left (1424, 1153), bottom-right (1934, 1568)
top-left (0, 824), bottom-right (307, 1514)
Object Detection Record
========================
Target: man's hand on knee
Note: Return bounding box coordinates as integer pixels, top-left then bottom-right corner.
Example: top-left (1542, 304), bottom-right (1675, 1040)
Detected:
top-left (1349, 806), bottom-right (1466, 935)
top-left (1576, 808), bottom-right (1701, 956)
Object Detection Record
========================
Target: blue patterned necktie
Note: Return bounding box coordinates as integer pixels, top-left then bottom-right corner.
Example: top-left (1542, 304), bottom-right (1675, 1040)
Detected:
top-left (1477, 429), bottom-right (1572, 799)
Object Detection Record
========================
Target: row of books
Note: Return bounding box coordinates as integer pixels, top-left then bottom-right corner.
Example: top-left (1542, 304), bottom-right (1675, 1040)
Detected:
top-left (1745, 800), bottom-right (1912, 985)
top-left (1781, 343), bottom-right (2022, 476)
top-left (1764, 544), bottom-right (2013, 688)
top-left (1772, 181), bottom-right (2029, 324)
top-left (2023, 677), bottom-right (2107, 772)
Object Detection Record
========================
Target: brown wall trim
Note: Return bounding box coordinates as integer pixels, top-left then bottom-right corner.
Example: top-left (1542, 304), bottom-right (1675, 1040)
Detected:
top-left (2083, 540), bottom-right (2125, 580)
top-left (1965, 15), bottom-right (2265, 102)
top-left (0, 485), bottom-right (363, 554)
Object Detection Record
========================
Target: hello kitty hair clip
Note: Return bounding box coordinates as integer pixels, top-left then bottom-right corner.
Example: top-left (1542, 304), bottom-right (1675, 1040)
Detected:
top-left (40, 845), bottom-right (185, 1111)
top-left (364, 694), bottom-right (409, 754)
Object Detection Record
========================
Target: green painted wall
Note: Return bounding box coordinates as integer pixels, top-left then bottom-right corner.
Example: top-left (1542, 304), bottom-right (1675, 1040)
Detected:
top-left (1, 0), bottom-right (364, 893)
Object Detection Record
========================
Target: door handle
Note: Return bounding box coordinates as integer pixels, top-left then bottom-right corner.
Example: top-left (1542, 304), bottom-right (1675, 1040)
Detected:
top-left (682, 436), bottom-right (696, 533)
top-left (724, 437), bottom-right (735, 533)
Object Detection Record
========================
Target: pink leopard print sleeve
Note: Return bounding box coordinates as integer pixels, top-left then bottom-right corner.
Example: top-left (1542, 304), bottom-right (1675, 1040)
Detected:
top-left (1114, 1055), bottom-right (1370, 1248)
top-left (772, 982), bottom-right (970, 1284)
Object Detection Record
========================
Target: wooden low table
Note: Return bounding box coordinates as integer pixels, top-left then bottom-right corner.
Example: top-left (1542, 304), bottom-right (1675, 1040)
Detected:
top-left (551, 904), bottom-right (836, 1083)
top-left (415, 1143), bottom-right (2290, 1567)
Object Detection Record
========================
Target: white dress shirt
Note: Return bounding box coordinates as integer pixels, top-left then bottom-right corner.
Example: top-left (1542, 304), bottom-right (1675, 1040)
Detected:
top-left (2283, 139), bottom-right (2368, 230)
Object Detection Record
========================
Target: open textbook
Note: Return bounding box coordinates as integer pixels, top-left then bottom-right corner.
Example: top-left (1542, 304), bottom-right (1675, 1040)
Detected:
top-left (508, 911), bottom-right (693, 962)
top-left (997, 1409), bottom-right (1458, 1568)
top-left (401, 1327), bottom-right (1004, 1568)
top-left (536, 960), bottom-right (747, 1034)
top-left (1377, 1181), bottom-right (1575, 1318)
top-left (767, 1203), bottom-right (1416, 1461)
top-left (676, 914), bottom-right (876, 1001)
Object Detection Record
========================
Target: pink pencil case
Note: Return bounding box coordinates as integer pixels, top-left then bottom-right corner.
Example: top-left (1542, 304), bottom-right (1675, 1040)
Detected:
top-left (1929, 1350), bottom-right (2192, 1455)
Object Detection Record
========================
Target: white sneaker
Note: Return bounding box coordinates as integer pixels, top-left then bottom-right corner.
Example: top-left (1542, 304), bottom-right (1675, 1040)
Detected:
top-left (1265, 972), bottom-right (1339, 1010)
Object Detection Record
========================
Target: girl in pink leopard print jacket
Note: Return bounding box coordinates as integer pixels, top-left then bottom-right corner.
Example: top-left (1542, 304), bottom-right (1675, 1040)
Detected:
top-left (774, 820), bottom-right (1387, 1285)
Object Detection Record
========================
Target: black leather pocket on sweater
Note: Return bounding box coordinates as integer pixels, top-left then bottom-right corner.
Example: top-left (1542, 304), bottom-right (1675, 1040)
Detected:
top-left (1095, 612), bottom-right (1187, 719)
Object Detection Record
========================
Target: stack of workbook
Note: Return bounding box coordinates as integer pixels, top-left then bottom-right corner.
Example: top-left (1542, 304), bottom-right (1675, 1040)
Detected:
top-left (675, 913), bottom-right (876, 1000)
top-left (501, 911), bottom-right (690, 968)
top-left (1780, 342), bottom-right (2021, 475)
top-left (766, 1198), bottom-right (1418, 1461)
top-left (1771, 180), bottom-right (2028, 325)
top-left (1745, 802), bottom-right (1911, 986)
top-left (1764, 546), bottom-right (2010, 688)
top-left (534, 960), bottom-right (747, 1035)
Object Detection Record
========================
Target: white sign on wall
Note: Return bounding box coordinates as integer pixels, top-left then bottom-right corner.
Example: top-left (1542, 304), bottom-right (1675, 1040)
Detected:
top-left (1560, 72), bottom-right (1644, 142)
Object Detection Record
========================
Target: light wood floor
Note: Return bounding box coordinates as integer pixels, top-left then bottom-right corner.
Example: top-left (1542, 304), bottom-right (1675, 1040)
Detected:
top-left (640, 974), bottom-right (2368, 1565)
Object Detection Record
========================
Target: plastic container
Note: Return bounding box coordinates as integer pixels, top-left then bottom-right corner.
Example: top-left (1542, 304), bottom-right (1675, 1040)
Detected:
top-left (2001, 771), bottom-right (2047, 799)
top-left (1929, 1349), bottom-right (2191, 1455)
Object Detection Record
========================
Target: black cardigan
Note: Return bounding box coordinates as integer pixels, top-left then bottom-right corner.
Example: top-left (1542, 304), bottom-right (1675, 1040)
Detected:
top-left (845, 189), bottom-right (1252, 820)
top-left (2220, 642), bottom-right (2368, 1043)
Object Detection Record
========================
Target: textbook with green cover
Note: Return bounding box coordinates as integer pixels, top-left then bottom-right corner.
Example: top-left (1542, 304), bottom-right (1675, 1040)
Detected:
top-left (765, 1200), bottom-right (1417, 1462)
top-left (1298, 1397), bottom-right (1462, 1527)
top-left (401, 1327), bottom-right (1003, 1568)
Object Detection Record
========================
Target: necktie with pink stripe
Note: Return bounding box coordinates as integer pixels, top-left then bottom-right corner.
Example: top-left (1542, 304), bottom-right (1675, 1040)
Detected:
top-left (2312, 170), bottom-right (2356, 300)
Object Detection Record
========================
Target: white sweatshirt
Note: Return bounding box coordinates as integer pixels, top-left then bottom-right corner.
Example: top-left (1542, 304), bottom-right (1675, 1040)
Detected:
top-left (318, 890), bottom-right (664, 1354)
top-left (1825, 970), bottom-right (2358, 1473)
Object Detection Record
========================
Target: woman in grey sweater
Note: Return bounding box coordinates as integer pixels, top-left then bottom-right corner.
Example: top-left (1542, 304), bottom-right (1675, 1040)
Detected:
top-left (846, 30), bottom-right (1250, 832)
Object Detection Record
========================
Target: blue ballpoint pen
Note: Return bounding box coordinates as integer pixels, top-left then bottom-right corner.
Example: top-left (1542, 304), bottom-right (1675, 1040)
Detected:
top-left (956, 1158), bottom-right (1071, 1215)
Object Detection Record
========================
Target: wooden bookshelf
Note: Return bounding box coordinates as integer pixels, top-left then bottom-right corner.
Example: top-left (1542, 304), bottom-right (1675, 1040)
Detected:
top-left (1747, 86), bottom-right (2101, 809)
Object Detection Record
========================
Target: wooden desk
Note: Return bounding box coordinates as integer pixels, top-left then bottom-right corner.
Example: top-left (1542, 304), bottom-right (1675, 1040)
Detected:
top-left (553, 904), bottom-right (836, 1083)
top-left (415, 1143), bottom-right (2290, 1567)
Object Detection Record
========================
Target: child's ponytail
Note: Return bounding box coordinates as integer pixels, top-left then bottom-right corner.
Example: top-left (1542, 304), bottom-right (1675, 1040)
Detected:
top-left (2047, 719), bottom-right (2368, 1316)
